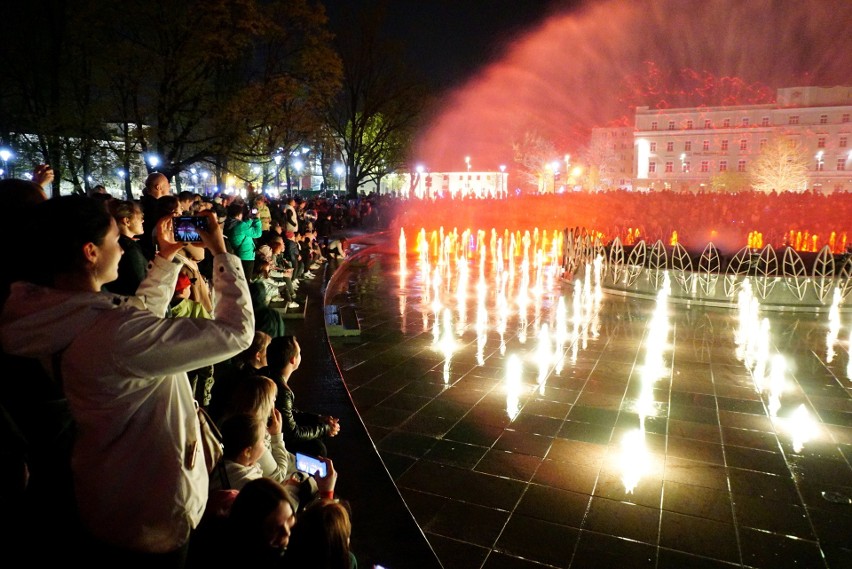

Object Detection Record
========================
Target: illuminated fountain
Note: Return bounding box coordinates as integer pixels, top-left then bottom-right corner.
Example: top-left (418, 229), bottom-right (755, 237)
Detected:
top-left (619, 428), bottom-right (650, 494)
top-left (827, 288), bottom-right (841, 363)
top-left (505, 354), bottom-right (524, 421)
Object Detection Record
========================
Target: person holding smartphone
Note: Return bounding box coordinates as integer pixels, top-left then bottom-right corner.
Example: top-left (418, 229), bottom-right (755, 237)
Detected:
top-left (0, 198), bottom-right (254, 566)
top-left (263, 335), bottom-right (340, 458)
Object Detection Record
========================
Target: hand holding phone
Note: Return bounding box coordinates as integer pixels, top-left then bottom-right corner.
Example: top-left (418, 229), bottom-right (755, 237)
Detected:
top-left (173, 215), bottom-right (208, 243)
top-left (295, 452), bottom-right (327, 477)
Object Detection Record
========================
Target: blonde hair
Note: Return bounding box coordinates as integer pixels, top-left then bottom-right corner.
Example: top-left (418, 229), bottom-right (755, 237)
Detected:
top-left (222, 375), bottom-right (277, 422)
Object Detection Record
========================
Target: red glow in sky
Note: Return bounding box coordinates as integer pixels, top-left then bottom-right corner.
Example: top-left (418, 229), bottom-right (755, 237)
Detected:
top-left (412, 0), bottom-right (852, 172)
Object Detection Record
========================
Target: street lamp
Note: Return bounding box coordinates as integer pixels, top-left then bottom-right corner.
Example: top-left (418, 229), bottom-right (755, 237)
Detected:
top-left (335, 164), bottom-right (344, 198)
top-left (0, 148), bottom-right (13, 178)
top-left (273, 154), bottom-right (282, 196)
top-left (146, 154), bottom-right (160, 171)
top-left (293, 159), bottom-right (303, 193)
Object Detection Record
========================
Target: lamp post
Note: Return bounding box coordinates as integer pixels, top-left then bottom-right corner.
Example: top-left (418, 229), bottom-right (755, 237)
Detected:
top-left (293, 159), bottom-right (303, 194)
top-left (0, 148), bottom-right (12, 178)
top-left (273, 154), bottom-right (282, 196)
top-left (335, 164), bottom-right (344, 198)
top-left (146, 154), bottom-right (160, 172)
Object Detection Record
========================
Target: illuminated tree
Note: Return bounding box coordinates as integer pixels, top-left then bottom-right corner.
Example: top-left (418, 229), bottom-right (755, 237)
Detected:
top-left (581, 137), bottom-right (619, 191)
top-left (750, 137), bottom-right (810, 193)
top-left (512, 131), bottom-right (558, 192)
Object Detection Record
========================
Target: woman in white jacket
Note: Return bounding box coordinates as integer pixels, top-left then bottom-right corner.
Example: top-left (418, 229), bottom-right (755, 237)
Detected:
top-left (0, 196), bottom-right (254, 567)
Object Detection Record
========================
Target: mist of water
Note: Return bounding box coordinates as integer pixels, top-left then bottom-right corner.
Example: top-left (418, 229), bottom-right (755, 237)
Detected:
top-left (413, 0), bottom-right (852, 170)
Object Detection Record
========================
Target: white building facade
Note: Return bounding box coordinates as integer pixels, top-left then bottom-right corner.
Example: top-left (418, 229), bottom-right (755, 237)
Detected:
top-left (592, 86), bottom-right (852, 193)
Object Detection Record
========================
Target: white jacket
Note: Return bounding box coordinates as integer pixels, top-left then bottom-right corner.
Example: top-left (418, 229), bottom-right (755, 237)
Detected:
top-left (0, 253), bottom-right (254, 553)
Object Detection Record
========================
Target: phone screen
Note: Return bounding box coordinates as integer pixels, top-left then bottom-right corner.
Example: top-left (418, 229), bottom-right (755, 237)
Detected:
top-left (173, 216), bottom-right (207, 243)
top-left (295, 452), bottom-right (327, 477)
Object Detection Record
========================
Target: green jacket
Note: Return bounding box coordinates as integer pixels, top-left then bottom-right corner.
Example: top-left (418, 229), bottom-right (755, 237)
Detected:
top-left (224, 217), bottom-right (262, 261)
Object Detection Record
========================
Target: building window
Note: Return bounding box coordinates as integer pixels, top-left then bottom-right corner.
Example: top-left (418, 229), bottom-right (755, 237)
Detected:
top-left (648, 161), bottom-right (656, 173)
top-left (820, 114), bottom-right (828, 124)
top-left (719, 160), bottom-right (728, 172)
top-left (760, 138), bottom-right (767, 149)
top-left (665, 161), bottom-right (673, 172)
top-left (650, 142), bottom-right (657, 152)
top-left (700, 161), bottom-right (709, 172)
top-left (817, 137), bottom-right (826, 148)
top-left (838, 159), bottom-right (846, 171)
top-left (723, 118), bottom-right (731, 127)
top-left (612, 143), bottom-right (617, 150)
top-left (843, 113), bottom-right (850, 123)
top-left (761, 117), bottom-right (770, 126)
top-left (737, 160), bottom-right (746, 172)
top-left (721, 139), bottom-right (729, 151)
top-left (684, 141), bottom-right (692, 151)
top-left (789, 115), bottom-right (799, 125)
top-left (816, 161), bottom-right (824, 171)
top-left (704, 119), bottom-right (712, 128)
top-left (739, 139), bottom-right (747, 150)
top-left (681, 161), bottom-right (690, 173)
top-left (651, 121), bottom-right (658, 131)
top-left (741, 118), bottom-right (750, 127)
top-left (702, 140), bottom-right (710, 151)
top-left (841, 136), bottom-right (848, 148)
top-left (666, 141), bottom-right (674, 152)
top-left (686, 120), bottom-right (693, 129)
top-left (668, 120), bottom-right (675, 130)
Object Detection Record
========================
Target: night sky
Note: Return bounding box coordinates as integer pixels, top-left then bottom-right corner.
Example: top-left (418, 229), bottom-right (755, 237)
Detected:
top-left (325, 0), bottom-right (575, 92)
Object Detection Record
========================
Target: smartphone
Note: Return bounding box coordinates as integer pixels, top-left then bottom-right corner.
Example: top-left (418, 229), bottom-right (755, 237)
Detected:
top-left (251, 207), bottom-right (258, 215)
top-left (173, 215), bottom-right (208, 243)
top-left (295, 452), bottom-right (327, 477)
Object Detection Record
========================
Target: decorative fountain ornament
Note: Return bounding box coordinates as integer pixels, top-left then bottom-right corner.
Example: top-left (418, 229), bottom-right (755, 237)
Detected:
top-left (505, 354), bottom-right (524, 420)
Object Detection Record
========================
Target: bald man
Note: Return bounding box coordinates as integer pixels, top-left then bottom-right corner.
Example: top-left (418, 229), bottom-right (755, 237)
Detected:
top-left (144, 172), bottom-right (171, 199)
top-left (139, 172), bottom-right (172, 259)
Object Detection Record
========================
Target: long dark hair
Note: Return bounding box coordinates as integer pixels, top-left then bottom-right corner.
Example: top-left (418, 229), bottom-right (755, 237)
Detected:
top-left (27, 195), bottom-right (112, 286)
top-left (286, 498), bottom-right (352, 569)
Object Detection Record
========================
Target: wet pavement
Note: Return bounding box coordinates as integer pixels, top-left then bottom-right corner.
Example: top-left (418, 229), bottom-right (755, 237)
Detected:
top-left (317, 230), bottom-right (852, 569)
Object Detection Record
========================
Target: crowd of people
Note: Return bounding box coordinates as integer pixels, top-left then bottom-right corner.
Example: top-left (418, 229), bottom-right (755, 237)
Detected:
top-left (0, 167), bottom-right (361, 568)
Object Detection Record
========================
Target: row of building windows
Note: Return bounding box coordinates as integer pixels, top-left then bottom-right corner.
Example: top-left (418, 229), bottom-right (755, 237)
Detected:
top-left (649, 136), bottom-right (848, 153)
top-left (648, 158), bottom-right (847, 173)
top-left (649, 113), bottom-right (851, 131)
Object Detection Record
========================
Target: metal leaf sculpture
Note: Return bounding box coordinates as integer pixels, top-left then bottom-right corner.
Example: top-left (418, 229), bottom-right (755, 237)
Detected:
top-left (609, 236), bottom-right (624, 284)
top-left (562, 231), bottom-right (575, 275)
top-left (671, 242), bottom-right (694, 293)
top-left (697, 242), bottom-right (721, 296)
top-left (648, 240), bottom-right (668, 290)
top-left (812, 245), bottom-right (835, 303)
top-left (838, 254), bottom-right (852, 301)
top-left (753, 245), bottom-right (778, 300)
top-left (594, 237), bottom-right (608, 281)
top-left (781, 246), bottom-right (808, 301)
top-left (724, 245), bottom-right (752, 298)
top-left (624, 239), bottom-right (646, 286)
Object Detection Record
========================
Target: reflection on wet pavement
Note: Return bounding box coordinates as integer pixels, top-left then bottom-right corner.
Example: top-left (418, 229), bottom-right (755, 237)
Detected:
top-left (330, 230), bottom-right (852, 569)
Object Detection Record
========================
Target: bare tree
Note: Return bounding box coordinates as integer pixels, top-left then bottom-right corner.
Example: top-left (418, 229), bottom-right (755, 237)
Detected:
top-left (512, 131), bottom-right (558, 193)
top-left (750, 136), bottom-right (809, 193)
